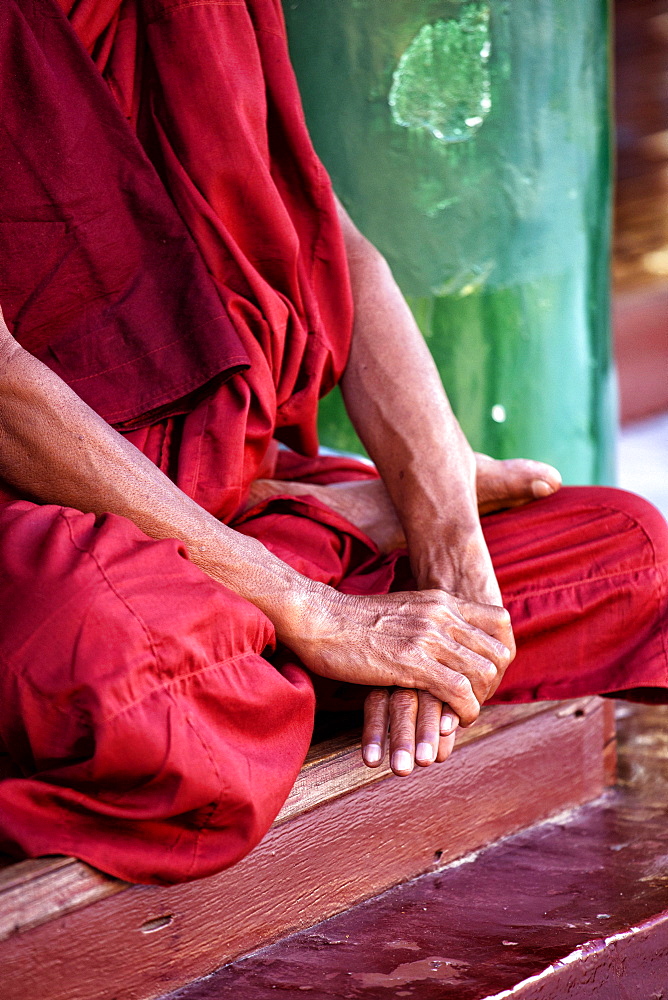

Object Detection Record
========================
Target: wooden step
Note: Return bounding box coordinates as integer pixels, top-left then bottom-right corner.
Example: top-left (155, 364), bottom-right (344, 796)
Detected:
top-left (0, 697), bottom-right (613, 1000)
top-left (157, 702), bottom-right (668, 1000)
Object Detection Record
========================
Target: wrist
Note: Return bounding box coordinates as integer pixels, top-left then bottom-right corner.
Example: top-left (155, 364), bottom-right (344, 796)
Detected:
top-left (409, 521), bottom-right (499, 603)
top-left (408, 516), bottom-right (482, 580)
top-left (193, 526), bottom-right (326, 639)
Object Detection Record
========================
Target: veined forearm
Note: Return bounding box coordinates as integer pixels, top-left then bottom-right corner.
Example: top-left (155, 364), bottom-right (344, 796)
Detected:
top-left (0, 331), bottom-right (317, 635)
top-left (337, 212), bottom-right (488, 593)
top-left (0, 333), bottom-right (513, 723)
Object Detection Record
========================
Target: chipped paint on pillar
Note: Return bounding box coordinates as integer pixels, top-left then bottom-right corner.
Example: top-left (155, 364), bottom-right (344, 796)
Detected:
top-left (284, 0), bottom-right (615, 485)
top-left (389, 6), bottom-right (492, 144)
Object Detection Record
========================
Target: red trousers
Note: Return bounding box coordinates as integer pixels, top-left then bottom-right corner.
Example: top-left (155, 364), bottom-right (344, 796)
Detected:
top-left (0, 476), bottom-right (666, 884)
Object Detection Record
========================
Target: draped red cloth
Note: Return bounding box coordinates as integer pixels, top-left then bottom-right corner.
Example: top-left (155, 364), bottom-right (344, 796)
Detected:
top-left (1, 0), bottom-right (353, 517)
top-left (0, 0), bottom-right (666, 885)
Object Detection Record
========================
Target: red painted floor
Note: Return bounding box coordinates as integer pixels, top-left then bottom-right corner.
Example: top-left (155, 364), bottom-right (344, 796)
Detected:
top-left (162, 704), bottom-right (668, 1000)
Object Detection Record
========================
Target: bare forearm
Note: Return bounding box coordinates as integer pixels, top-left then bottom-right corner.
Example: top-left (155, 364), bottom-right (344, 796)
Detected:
top-left (337, 206), bottom-right (492, 596)
top-left (0, 333), bottom-right (513, 722)
top-left (0, 333), bottom-right (316, 635)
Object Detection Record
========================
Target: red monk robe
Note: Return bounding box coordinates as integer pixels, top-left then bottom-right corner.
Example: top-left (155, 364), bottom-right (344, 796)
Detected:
top-left (0, 0), bottom-right (667, 885)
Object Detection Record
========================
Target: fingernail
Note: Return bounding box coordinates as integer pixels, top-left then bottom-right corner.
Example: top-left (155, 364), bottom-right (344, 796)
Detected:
top-left (440, 715), bottom-right (455, 735)
top-left (364, 744), bottom-right (382, 764)
top-left (416, 742), bottom-right (435, 763)
top-left (391, 750), bottom-right (413, 773)
top-left (532, 479), bottom-right (553, 498)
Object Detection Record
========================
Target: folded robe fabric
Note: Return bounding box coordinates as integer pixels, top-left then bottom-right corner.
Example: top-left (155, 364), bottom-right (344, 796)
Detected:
top-left (0, 0), bottom-right (251, 427)
top-left (0, 0), bottom-right (666, 886)
top-left (0, 0), bottom-right (359, 881)
top-left (1, 0), bottom-right (352, 488)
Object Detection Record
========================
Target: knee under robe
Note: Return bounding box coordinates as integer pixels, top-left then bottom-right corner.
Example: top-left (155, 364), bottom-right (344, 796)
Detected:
top-left (0, 477), bottom-right (666, 884)
top-left (0, 0), bottom-right (666, 884)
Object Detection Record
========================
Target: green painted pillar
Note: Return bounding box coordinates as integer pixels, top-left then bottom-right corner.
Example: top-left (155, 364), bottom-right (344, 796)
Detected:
top-left (284, 0), bottom-right (615, 483)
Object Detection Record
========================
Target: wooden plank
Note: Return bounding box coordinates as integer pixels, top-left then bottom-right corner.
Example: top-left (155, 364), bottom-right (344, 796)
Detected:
top-left (276, 699), bottom-right (554, 823)
top-left (0, 698), bottom-right (608, 1000)
top-left (601, 698), bottom-right (618, 787)
top-left (0, 700), bottom-right (557, 941)
top-left (0, 857), bottom-right (128, 944)
top-left (185, 702), bottom-right (661, 1000)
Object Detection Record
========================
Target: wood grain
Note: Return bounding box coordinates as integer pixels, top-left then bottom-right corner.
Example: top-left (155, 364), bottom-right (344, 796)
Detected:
top-left (276, 700), bottom-right (554, 824)
top-left (0, 698), bottom-right (609, 1000)
top-left (0, 700), bottom-right (558, 942)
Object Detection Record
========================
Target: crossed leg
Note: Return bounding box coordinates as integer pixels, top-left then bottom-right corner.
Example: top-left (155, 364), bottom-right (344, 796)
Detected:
top-left (485, 486), bottom-right (668, 703)
top-left (0, 485), bottom-right (665, 884)
top-left (0, 500), bottom-right (315, 884)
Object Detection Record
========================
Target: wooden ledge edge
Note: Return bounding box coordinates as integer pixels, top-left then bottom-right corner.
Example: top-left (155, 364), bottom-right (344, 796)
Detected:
top-left (0, 697), bottom-right (601, 942)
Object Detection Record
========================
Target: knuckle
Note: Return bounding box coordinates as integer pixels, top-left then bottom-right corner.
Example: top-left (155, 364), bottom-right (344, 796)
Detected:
top-left (496, 607), bottom-right (512, 626)
top-left (391, 738), bottom-right (415, 754)
top-left (418, 689), bottom-right (441, 710)
top-left (459, 699), bottom-right (481, 727)
top-left (498, 645), bottom-right (512, 670)
top-left (480, 659), bottom-right (498, 684)
top-left (448, 671), bottom-right (472, 697)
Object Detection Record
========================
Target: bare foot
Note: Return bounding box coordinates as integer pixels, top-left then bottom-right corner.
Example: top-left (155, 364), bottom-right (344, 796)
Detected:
top-left (474, 453), bottom-right (562, 514)
top-left (245, 476), bottom-right (404, 553)
top-left (245, 454), bottom-right (562, 553)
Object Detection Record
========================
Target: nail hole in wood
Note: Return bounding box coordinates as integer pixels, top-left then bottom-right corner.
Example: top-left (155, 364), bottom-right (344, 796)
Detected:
top-left (140, 914), bottom-right (174, 934)
top-left (574, 709), bottom-right (585, 718)
top-left (433, 849), bottom-right (443, 862)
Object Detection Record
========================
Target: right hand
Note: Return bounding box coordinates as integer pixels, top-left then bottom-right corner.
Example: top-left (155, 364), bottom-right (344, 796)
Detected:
top-left (362, 686), bottom-right (460, 775)
top-left (282, 584), bottom-right (513, 728)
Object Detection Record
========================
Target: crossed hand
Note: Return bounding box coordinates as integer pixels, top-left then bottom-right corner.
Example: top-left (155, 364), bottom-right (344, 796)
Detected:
top-left (284, 583), bottom-right (516, 776)
top-left (251, 454), bottom-right (560, 776)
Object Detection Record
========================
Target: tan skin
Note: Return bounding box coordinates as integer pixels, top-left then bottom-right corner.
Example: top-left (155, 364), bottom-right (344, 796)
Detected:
top-left (0, 201), bottom-right (561, 779)
top-left (247, 455), bottom-right (558, 771)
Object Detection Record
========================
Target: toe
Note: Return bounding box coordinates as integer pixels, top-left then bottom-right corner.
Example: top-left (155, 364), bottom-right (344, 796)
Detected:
top-left (476, 456), bottom-right (562, 513)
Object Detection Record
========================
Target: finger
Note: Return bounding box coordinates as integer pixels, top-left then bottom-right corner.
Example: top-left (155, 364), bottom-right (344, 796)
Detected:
top-left (455, 602), bottom-right (516, 665)
top-left (415, 690), bottom-right (442, 767)
top-left (430, 636), bottom-right (504, 707)
top-left (440, 708), bottom-right (459, 736)
top-left (415, 660), bottom-right (480, 727)
top-left (435, 729), bottom-right (457, 763)
top-left (458, 600), bottom-right (514, 645)
top-left (451, 619), bottom-right (513, 673)
top-left (389, 688), bottom-right (419, 776)
top-left (428, 598), bottom-right (513, 678)
top-left (362, 688), bottom-right (389, 767)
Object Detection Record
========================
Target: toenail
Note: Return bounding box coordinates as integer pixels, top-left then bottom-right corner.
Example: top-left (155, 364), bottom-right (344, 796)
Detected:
top-left (532, 479), bottom-right (553, 498)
